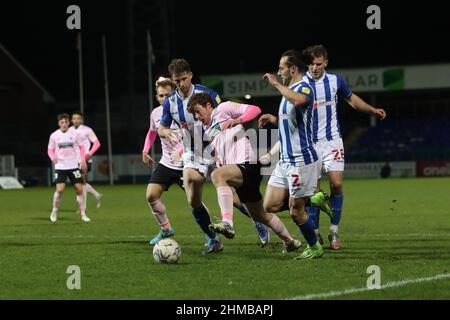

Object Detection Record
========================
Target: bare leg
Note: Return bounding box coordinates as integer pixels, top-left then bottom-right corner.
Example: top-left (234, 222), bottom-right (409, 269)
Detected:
top-left (263, 185), bottom-right (289, 213)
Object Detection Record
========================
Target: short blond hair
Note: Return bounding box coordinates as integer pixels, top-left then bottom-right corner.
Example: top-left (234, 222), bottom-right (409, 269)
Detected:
top-left (155, 77), bottom-right (176, 90)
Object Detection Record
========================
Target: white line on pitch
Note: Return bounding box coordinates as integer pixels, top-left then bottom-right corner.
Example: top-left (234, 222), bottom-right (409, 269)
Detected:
top-left (2, 233), bottom-right (448, 239)
top-left (287, 273), bottom-right (450, 300)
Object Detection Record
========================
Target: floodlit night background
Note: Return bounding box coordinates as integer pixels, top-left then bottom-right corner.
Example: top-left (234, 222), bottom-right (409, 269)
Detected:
top-left (1, 0), bottom-right (450, 181)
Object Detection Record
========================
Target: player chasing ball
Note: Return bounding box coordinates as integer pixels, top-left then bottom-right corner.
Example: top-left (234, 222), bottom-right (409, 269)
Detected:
top-left (156, 59), bottom-right (269, 254)
top-left (142, 77), bottom-right (183, 245)
top-left (258, 50), bottom-right (328, 259)
top-left (187, 92), bottom-right (333, 256)
top-left (186, 93), bottom-right (301, 252)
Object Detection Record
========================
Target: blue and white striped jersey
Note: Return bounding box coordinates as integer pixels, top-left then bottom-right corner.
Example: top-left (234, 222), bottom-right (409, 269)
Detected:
top-left (160, 84), bottom-right (221, 153)
top-left (303, 71), bottom-right (352, 142)
top-left (278, 80), bottom-right (318, 166)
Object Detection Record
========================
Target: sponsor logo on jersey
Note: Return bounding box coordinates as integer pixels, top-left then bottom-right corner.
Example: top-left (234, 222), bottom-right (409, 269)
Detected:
top-left (58, 142), bottom-right (74, 148)
top-left (301, 87), bottom-right (311, 95)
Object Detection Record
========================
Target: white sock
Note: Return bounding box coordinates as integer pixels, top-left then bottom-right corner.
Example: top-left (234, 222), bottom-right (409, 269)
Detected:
top-left (76, 194), bottom-right (86, 216)
top-left (52, 191), bottom-right (62, 212)
top-left (86, 183), bottom-right (100, 198)
top-left (83, 185), bottom-right (88, 209)
top-left (148, 199), bottom-right (171, 229)
top-left (330, 224), bottom-right (338, 233)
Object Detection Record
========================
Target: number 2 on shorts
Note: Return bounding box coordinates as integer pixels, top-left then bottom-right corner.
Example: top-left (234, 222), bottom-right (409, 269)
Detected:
top-left (291, 173), bottom-right (300, 188)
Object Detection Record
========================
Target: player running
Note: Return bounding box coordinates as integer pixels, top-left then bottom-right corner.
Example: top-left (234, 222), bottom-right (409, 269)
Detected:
top-left (186, 93), bottom-right (303, 252)
top-left (259, 50), bottom-right (324, 259)
top-left (47, 113), bottom-right (90, 222)
top-left (142, 77), bottom-right (183, 245)
top-left (70, 111), bottom-right (102, 211)
top-left (157, 59), bottom-right (224, 254)
top-left (158, 59), bottom-right (268, 253)
top-left (301, 45), bottom-right (386, 249)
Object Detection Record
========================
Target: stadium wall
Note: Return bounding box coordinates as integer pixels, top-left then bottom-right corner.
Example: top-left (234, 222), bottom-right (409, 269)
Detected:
top-left (60, 155), bottom-right (450, 184)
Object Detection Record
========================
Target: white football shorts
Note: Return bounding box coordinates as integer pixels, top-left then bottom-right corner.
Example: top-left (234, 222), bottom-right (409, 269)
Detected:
top-left (268, 160), bottom-right (320, 198)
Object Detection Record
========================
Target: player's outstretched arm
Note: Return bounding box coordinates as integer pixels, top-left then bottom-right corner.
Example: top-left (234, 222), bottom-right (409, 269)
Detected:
top-left (220, 104), bottom-right (261, 130)
top-left (347, 94), bottom-right (387, 120)
top-left (258, 113), bottom-right (278, 128)
top-left (263, 73), bottom-right (308, 107)
top-left (239, 105), bottom-right (261, 123)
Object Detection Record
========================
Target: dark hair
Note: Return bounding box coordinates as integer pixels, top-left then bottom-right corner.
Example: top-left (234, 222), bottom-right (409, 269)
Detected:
top-left (71, 110), bottom-right (84, 118)
top-left (281, 49), bottom-right (306, 71)
top-left (57, 113), bottom-right (70, 121)
top-left (168, 58), bottom-right (191, 75)
top-left (187, 92), bottom-right (215, 114)
top-left (302, 44), bottom-right (328, 64)
top-left (155, 77), bottom-right (176, 91)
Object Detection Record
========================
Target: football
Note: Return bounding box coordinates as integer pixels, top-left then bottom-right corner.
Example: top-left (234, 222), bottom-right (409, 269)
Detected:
top-left (152, 238), bottom-right (181, 264)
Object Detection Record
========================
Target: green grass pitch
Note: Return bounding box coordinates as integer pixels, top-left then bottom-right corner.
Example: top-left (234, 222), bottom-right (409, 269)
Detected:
top-left (1, 178), bottom-right (449, 299)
